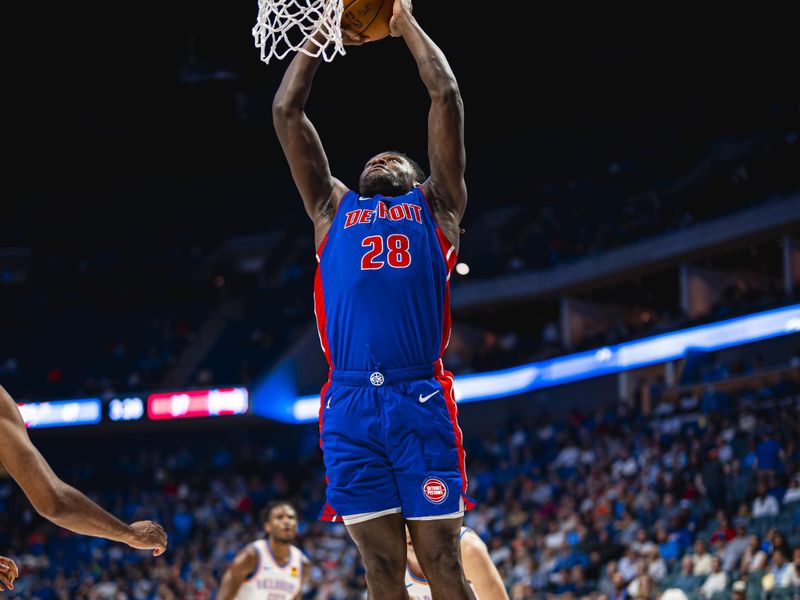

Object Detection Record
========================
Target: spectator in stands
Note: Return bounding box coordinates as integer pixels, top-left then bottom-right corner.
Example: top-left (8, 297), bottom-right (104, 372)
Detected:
top-left (769, 530), bottom-right (791, 560)
top-left (550, 566), bottom-right (574, 596)
top-left (673, 555), bottom-right (699, 592)
top-left (727, 459), bottom-right (753, 508)
top-left (739, 534), bottom-right (768, 574)
top-left (599, 561), bottom-right (619, 597)
top-left (690, 539), bottom-right (713, 576)
top-left (570, 564), bottom-right (592, 597)
top-left (752, 480), bottom-right (780, 518)
top-left (755, 430), bottom-right (785, 473)
top-left (700, 449), bottom-right (728, 511)
top-left (762, 549), bottom-right (791, 593)
top-left (646, 548), bottom-right (667, 582)
top-left (631, 528), bottom-right (657, 558)
top-left (610, 571), bottom-right (630, 600)
top-left (783, 471), bottom-right (800, 505)
top-left (699, 556), bottom-right (728, 599)
top-left (781, 548), bottom-right (800, 588)
top-left (626, 563), bottom-right (656, 600)
top-left (721, 518), bottom-right (751, 573)
top-left (583, 526), bottom-right (625, 579)
top-left (709, 511), bottom-right (735, 545)
top-left (619, 547), bottom-right (640, 582)
top-left (544, 518), bottom-right (566, 550)
top-left (654, 523), bottom-right (681, 562)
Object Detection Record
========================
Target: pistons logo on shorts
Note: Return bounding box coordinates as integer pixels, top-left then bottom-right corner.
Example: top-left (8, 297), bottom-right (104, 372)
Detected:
top-left (422, 477), bottom-right (449, 504)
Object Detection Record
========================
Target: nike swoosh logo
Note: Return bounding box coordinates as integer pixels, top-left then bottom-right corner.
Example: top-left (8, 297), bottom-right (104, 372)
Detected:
top-left (418, 390), bottom-right (440, 403)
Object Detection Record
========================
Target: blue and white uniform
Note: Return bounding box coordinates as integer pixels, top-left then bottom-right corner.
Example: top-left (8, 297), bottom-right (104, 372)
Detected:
top-left (235, 540), bottom-right (304, 600)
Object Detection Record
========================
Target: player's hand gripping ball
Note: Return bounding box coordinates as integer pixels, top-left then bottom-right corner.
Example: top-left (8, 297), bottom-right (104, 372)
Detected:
top-left (341, 0), bottom-right (396, 42)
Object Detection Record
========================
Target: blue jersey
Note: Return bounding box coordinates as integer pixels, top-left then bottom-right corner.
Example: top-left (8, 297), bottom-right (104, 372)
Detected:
top-left (314, 188), bottom-right (456, 372)
top-left (313, 188), bottom-right (474, 522)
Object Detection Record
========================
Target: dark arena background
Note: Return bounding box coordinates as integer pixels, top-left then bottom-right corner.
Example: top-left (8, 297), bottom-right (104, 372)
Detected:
top-left (3, 3), bottom-right (800, 599)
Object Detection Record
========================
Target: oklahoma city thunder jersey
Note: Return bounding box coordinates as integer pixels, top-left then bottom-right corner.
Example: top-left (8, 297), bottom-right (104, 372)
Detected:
top-left (235, 540), bottom-right (303, 600)
top-left (314, 187), bottom-right (456, 371)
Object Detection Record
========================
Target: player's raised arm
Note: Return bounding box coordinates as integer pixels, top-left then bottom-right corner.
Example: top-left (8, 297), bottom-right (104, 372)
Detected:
top-left (391, 0), bottom-right (467, 245)
top-left (460, 530), bottom-right (510, 600)
top-left (217, 545), bottom-right (258, 600)
top-left (0, 386), bottom-right (167, 557)
top-left (272, 32), bottom-right (365, 242)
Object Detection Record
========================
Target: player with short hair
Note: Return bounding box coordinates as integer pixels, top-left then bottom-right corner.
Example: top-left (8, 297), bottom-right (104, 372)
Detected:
top-left (0, 386), bottom-right (167, 592)
top-left (406, 526), bottom-right (510, 600)
top-left (272, 0), bottom-right (473, 597)
top-left (217, 501), bottom-right (310, 600)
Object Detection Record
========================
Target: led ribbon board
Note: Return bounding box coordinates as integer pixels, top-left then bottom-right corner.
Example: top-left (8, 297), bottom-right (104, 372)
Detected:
top-left (17, 398), bottom-right (102, 429)
top-left (286, 303), bottom-right (800, 423)
top-left (147, 387), bottom-right (249, 420)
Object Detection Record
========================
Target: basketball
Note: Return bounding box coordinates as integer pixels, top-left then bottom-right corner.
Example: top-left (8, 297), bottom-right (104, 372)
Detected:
top-left (341, 0), bottom-right (394, 41)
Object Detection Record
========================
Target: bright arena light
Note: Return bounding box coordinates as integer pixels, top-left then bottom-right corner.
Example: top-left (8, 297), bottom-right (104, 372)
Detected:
top-left (455, 262), bottom-right (470, 275)
top-left (275, 302), bottom-right (800, 423)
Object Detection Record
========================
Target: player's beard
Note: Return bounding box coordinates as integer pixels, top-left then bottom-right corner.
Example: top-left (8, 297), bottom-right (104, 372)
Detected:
top-left (360, 170), bottom-right (409, 197)
top-left (273, 531), bottom-right (295, 544)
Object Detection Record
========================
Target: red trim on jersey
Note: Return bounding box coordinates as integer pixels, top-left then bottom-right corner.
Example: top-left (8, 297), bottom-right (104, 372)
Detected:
top-left (318, 503), bottom-right (340, 522)
top-left (434, 227), bottom-right (458, 271)
top-left (435, 361), bottom-right (474, 511)
top-left (432, 227), bottom-right (457, 356)
top-left (439, 275), bottom-right (453, 356)
top-left (315, 191), bottom-right (350, 523)
top-left (418, 186), bottom-right (458, 356)
top-left (417, 186), bottom-right (456, 253)
top-left (317, 378), bottom-right (340, 522)
top-left (313, 234), bottom-right (333, 369)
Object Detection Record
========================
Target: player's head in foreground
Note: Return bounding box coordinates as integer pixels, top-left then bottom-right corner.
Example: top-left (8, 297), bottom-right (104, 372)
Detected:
top-left (359, 151), bottom-right (426, 197)
top-left (259, 501), bottom-right (298, 544)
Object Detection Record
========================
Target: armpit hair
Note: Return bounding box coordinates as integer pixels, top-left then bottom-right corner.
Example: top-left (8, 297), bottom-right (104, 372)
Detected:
top-left (426, 184), bottom-right (464, 234)
top-left (317, 196), bottom-right (336, 222)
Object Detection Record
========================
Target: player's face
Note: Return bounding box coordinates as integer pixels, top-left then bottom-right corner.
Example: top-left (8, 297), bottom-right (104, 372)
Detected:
top-left (359, 153), bottom-right (417, 197)
top-left (265, 505), bottom-right (298, 543)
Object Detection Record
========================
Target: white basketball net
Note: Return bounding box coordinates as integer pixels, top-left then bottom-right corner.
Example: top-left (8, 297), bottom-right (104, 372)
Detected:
top-left (252, 0), bottom-right (345, 64)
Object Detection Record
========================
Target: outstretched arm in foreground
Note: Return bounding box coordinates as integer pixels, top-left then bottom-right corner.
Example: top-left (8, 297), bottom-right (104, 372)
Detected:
top-left (391, 0), bottom-right (467, 249)
top-left (0, 386), bottom-right (167, 556)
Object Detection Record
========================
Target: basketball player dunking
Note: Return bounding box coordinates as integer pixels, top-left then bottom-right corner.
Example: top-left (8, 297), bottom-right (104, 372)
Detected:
top-left (0, 386), bottom-right (167, 592)
top-left (273, 0), bottom-right (473, 598)
top-left (406, 526), bottom-right (509, 600)
top-left (218, 501), bottom-right (310, 600)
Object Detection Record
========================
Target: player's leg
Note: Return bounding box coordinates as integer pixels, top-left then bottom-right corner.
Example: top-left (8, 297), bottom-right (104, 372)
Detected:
top-left (407, 517), bottom-right (476, 600)
top-left (345, 513), bottom-right (409, 599)
top-left (387, 372), bottom-right (477, 599)
top-left (319, 383), bottom-right (407, 596)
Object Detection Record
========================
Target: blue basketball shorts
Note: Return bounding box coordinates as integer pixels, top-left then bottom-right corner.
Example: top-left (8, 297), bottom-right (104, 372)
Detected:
top-left (317, 361), bottom-right (475, 523)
